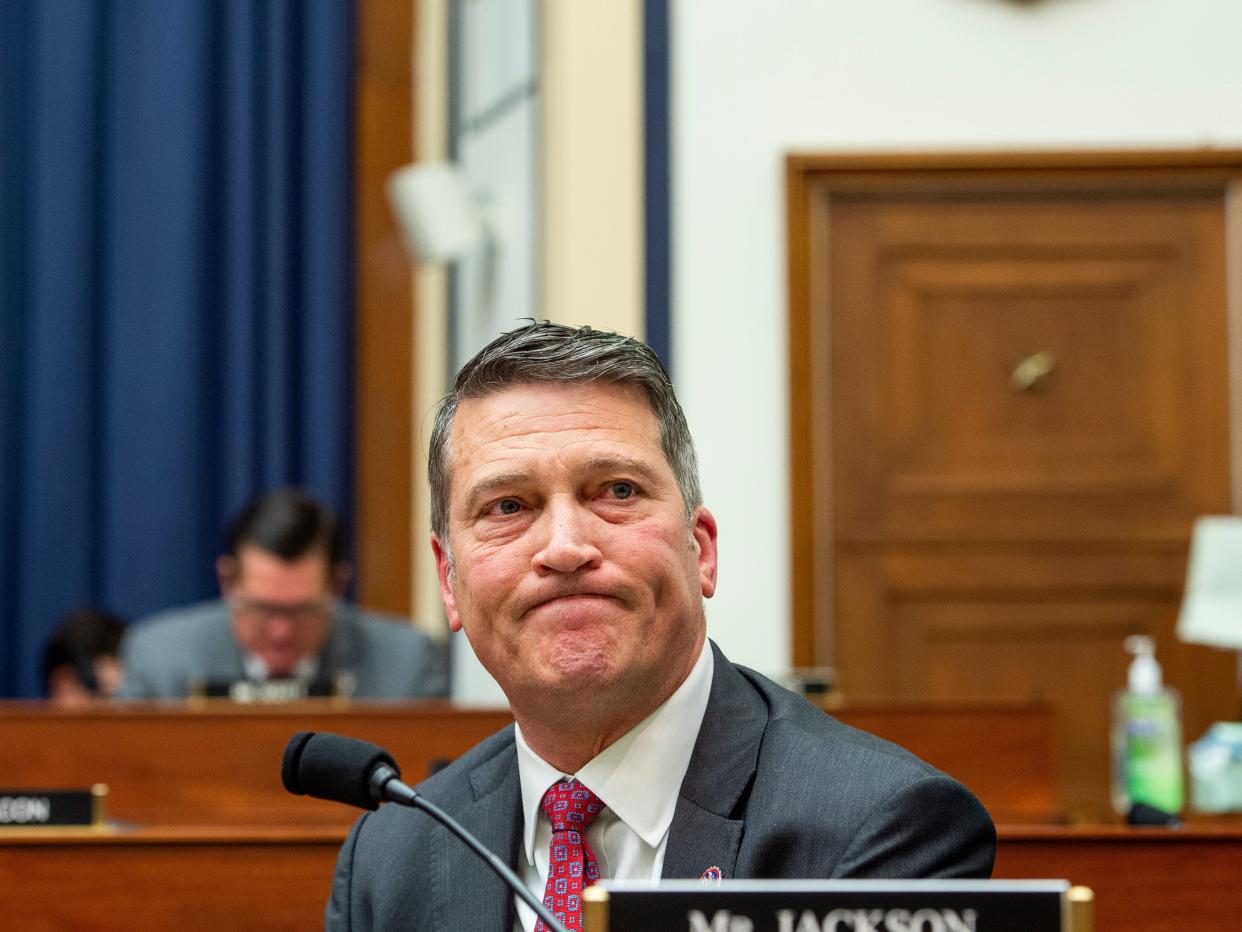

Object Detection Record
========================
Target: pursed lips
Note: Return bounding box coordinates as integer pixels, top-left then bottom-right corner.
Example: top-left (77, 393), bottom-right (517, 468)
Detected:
top-left (524, 591), bottom-right (622, 617)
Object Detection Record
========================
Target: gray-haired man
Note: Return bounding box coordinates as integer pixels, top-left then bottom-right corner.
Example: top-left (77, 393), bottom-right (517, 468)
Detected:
top-left (328, 322), bottom-right (995, 931)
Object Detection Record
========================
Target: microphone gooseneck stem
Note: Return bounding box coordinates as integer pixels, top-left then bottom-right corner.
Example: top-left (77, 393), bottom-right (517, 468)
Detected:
top-left (378, 775), bottom-right (570, 932)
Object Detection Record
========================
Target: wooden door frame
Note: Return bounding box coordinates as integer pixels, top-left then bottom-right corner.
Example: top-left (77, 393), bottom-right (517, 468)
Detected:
top-left (786, 149), bottom-right (1242, 668)
top-left (354, 0), bottom-right (416, 615)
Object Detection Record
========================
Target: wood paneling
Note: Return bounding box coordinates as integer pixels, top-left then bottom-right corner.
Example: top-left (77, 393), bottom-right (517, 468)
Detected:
top-left (0, 702), bottom-right (1055, 827)
top-left (821, 703), bottom-right (1061, 823)
top-left (0, 703), bottom-right (513, 826)
top-left (787, 151), bottom-right (1242, 821)
top-left (7, 824), bottom-right (1242, 930)
top-left (354, 0), bottom-right (415, 615)
top-left (995, 825), bottom-right (1242, 932)
top-left (1, 827), bottom-right (341, 931)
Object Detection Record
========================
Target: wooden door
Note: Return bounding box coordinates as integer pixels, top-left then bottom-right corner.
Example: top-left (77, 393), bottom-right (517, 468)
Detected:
top-left (787, 152), bottom-right (1242, 820)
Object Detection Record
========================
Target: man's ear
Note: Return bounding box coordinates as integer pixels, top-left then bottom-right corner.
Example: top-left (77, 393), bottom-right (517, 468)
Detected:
top-left (431, 535), bottom-right (463, 632)
top-left (216, 555), bottom-right (238, 595)
top-left (330, 562), bottom-right (353, 596)
top-left (690, 506), bottom-right (719, 599)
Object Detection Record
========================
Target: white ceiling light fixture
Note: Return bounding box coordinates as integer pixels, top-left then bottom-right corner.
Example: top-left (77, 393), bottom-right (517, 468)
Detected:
top-left (386, 161), bottom-right (496, 264)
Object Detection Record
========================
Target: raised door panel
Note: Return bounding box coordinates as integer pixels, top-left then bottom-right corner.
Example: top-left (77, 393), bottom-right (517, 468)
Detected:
top-left (829, 193), bottom-right (1230, 540)
top-left (835, 544), bottom-right (1237, 820)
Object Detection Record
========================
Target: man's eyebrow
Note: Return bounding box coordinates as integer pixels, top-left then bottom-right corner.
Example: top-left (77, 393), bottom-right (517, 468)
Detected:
top-left (582, 455), bottom-right (661, 483)
top-left (461, 472), bottom-right (530, 514)
top-left (459, 457), bottom-right (664, 515)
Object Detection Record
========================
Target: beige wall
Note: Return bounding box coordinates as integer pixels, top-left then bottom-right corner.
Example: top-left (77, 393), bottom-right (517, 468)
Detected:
top-left (541, 0), bottom-right (644, 339)
top-left (412, 0), bottom-right (450, 636)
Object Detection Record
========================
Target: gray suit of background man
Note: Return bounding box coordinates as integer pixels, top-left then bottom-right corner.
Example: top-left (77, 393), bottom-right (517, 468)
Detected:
top-left (327, 323), bottom-right (995, 931)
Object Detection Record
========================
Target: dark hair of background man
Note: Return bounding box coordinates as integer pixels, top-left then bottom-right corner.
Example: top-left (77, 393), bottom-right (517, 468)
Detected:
top-left (42, 608), bottom-right (125, 695)
top-left (224, 489), bottom-right (348, 566)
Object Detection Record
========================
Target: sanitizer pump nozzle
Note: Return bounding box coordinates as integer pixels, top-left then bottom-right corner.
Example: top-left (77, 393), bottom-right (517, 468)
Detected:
top-left (1124, 635), bottom-right (1162, 695)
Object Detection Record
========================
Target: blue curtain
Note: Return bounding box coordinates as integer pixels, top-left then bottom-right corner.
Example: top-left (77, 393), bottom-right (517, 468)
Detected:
top-left (0, 1), bottom-right (355, 697)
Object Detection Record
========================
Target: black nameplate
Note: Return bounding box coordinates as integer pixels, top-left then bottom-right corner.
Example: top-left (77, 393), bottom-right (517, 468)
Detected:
top-left (596, 880), bottom-right (1070, 932)
top-left (198, 678), bottom-right (335, 703)
top-left (0, 788), bottom-right (104, 827)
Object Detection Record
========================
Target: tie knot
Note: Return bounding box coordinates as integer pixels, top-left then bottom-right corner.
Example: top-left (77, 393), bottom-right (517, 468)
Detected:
top-left (540, 779), bottom-right (604, 834)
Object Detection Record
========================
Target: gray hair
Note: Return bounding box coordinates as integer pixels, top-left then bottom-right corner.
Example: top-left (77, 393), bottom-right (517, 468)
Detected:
top-left (428, 321), bottom-right (701, 541)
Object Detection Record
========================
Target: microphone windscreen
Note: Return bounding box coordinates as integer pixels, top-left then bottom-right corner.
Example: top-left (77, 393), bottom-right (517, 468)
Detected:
top-left (280, 731), bottom-right (401, 811)
top-left (281, 730), bottom-right (317, 795)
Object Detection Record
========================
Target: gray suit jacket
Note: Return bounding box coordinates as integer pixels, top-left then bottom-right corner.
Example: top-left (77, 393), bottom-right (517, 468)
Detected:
top-left (116, 600), bottom-right (449, 700)
top-left (325, 643), bottom-right (996, 930)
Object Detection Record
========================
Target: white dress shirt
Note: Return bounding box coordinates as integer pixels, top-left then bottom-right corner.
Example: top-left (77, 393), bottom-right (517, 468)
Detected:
top-left (242, 653), bottom-right (319, 682)
top-left (513, 638), bottom-right (715, 932)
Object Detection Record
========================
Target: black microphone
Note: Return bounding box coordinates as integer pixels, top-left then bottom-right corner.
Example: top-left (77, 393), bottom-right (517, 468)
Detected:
top-left (281, 730), bottom-right (400, 810)
top-left (282, 731), bottom-right (569, 932)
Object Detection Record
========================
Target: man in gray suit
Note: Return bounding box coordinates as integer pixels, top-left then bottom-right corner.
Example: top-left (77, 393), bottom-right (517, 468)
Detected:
top-left (327, 323), bottom-right (995, 930)
top-left (118, 489), bottom-right (447, 701)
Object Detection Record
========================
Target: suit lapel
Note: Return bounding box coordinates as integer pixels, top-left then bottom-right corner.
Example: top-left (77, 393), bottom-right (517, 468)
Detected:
top-left (320, 604), bottom-right (357, 682)
top-left (662, 642), bottom-right (766, 880)
top-left (216, 611), bottom-right (251, 683)
top-left (660, 795), bottom-right (745, 880)
top-left (433, 738), bottom-right (523, 931)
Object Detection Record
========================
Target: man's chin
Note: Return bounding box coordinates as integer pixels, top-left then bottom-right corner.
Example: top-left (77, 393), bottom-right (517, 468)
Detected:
top-left (263, 655), bottom-right (301, 677)
top-left (535, 646), bottom-right (626, 695)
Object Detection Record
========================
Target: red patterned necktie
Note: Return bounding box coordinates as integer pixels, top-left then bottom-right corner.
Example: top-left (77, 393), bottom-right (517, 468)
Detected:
top-left (534, 778), bottom-right (604, 932)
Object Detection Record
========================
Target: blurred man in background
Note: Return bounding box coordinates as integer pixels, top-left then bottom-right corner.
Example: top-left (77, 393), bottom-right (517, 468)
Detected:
top-left (117, 488), bottom-right (448, 701)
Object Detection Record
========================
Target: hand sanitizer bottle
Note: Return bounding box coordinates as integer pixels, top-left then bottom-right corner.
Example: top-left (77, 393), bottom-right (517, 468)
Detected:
top-left (1111, 635), bottom-right (1184, 816)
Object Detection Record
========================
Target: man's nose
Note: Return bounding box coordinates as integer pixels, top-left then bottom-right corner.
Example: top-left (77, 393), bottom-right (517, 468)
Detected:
top-left (532, 499), bottom-right (603, 574)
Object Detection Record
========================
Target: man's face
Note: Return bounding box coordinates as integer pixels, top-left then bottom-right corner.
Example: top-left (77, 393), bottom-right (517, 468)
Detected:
top-left (220, 545), bottom-right (336, 677)
top-left (432, 382), bottom-right (718, 713)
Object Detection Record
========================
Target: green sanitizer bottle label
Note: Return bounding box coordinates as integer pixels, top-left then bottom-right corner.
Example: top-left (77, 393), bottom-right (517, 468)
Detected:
top-left (1122, 693), bottom-right (1184, 813)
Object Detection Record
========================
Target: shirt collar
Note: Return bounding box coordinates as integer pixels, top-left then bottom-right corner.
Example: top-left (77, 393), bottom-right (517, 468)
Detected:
top-left (241, 653), bottom-right (320, 682)
top-left (515, 637), bottom-right (715, 864)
